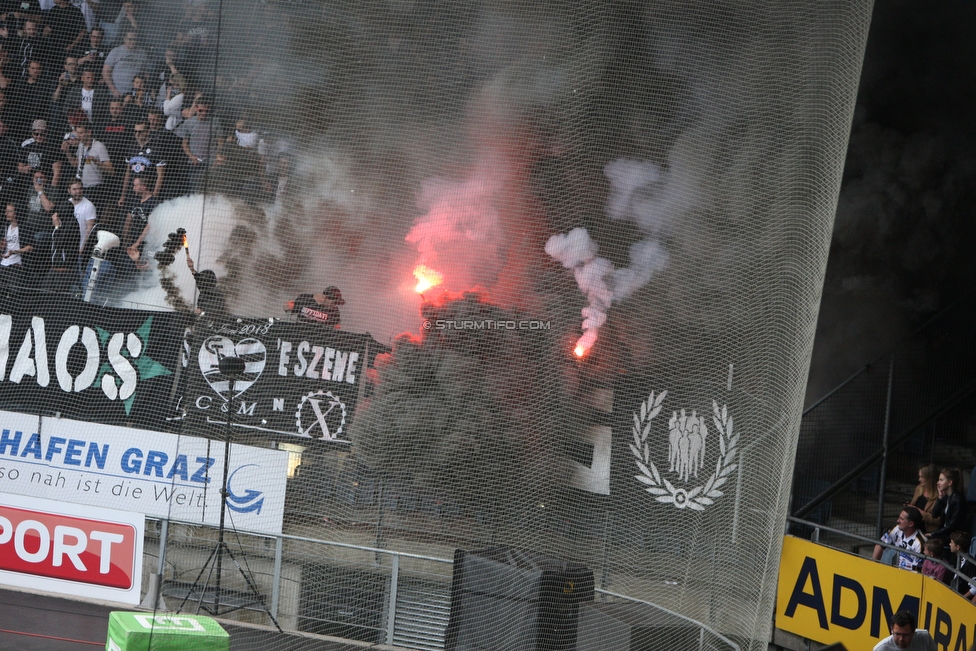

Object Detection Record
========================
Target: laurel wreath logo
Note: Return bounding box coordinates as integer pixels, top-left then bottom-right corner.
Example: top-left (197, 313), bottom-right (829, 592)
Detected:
top-left (630, 391), bottom-right (738, 511)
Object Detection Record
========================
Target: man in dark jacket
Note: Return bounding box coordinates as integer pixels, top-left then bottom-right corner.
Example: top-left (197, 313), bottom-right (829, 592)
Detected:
top-left (186, 255), bottom-right (228, 318)
top-left (43, 197), bottom-right (80, 294)
top-left (55, 67), bottom-right (110, 133)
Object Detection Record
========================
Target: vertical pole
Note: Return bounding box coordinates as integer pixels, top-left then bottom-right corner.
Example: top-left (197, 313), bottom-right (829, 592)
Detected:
top-left (375, 477), bottom-right (386, 561)
top-left (356, 340), bottom-right (370, 405)
top-left (876, 356), bottom-right (895, 538)
top-left (599, 505), bottom-right (611, 590)
top-left (215, 434), bottom-right (230, 612)
top-left (214, 374), bottom-right (236, 614)
top-left (157, 519), bottom-right (169, 578)
top-left (731, 451), bottom-right (742, 544)
top-left (386, 554), bottom-right (400, 646)
top-left (270, 535), bottom-right (283, 620)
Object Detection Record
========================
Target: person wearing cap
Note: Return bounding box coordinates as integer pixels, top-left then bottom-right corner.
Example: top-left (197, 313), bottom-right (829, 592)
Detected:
top-left (18, 119), bottom-right (63, 188)
top-left (284, 286), bottom-right (344, 329)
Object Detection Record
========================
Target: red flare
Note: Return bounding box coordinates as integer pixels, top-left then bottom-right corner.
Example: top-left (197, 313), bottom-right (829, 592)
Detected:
top-left (413, 264), bottom-right (444, 294)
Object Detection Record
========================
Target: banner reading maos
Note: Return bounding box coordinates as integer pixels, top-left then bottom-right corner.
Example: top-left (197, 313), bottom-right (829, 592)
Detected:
top-left (0, 295), bottom-right (187, 429)
top-left (183, 317), bottom-right (385, 444)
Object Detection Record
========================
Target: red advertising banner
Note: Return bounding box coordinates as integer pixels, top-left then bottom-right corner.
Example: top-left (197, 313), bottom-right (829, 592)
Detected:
top-left (0, 504), bottom-right (137, 589)
top-left (0, 493), bottom-right (143, 604)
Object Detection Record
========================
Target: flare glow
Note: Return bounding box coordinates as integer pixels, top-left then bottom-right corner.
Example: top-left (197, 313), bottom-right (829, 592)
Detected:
top-left (413, 265), bottom-right (444, 294)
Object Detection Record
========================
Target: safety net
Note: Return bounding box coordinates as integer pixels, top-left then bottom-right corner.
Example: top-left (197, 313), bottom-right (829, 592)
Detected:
top-left (0, 0), bottom-right (872, 649)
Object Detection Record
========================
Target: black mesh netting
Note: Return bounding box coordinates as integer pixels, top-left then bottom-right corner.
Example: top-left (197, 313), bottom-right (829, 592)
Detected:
top-left (0, 1), bottom-right (872, 649)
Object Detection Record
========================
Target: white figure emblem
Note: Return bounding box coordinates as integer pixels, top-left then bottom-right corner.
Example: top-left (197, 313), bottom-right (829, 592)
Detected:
top-left (668, 409), bottom-right (709, 481)
top-left (632, 391), bottom-right (738, 511)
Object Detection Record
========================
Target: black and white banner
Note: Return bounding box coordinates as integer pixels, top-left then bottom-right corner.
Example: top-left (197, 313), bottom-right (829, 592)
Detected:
top-left (0, 296), bottom-right (187, 429)
top-left (182, 317), bottom-right (384, 444)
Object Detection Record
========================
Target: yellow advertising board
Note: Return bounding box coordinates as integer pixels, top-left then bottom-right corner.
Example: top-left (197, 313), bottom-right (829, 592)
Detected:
top-left (776, 536), bottom-right (976, 651)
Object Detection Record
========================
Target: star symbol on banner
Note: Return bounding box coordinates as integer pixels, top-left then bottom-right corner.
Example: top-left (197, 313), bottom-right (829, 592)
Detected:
top-left (94, 316), bottom-right (172, 415)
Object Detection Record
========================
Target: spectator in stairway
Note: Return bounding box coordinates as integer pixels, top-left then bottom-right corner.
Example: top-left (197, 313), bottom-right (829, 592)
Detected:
top-left (146, 107), bottom-right (185, 198)
top-left (14, 20), bottom-right (43, 79)
top-left (102, 30), bottom-right (146, 98)
top-left (19, 119), bottom-right (62, 189)
top-left (116, 117), bottom-right (164, 206)
top-left (175, 94), bottom-right (221, 192)
top-left (72, 27), bottom-right (108, 66)
top-left (122, 72), bottom-right (153, 110)
top-left (43, 0), bottom-right (88, 60)
top-left (161, 70), bottom-right (186, 131)
top-left (906, 464), bottom-right (940, 533)
top-left (96, 99), bottom-right (130, 165)
top-left (873, 506), bottom-right (926, 571)
top-left (930, 467), bottom-right (966, 545)
top-left (55, 68), bottom-right (109, 132)
top-left (949, 531), bottom-right (976, 598)
top-left (0, 202), bottom-right (33, 293)
top-left (919, 538), bottom-right (948, 584)
top-left (22, 169), bottom-right (52, 277)
top-left (8, 60), bottom-right (52, 139)
top-left (873, 610), bottom-right (936, 651)
top-left (62, 122), bottom-right (113, 216)
top-left (43, 196), bottom-right (80, 294)
top-left (0, 117), bottom-right (22, 205)
top-left (2, 1), bottom-right (42, 42)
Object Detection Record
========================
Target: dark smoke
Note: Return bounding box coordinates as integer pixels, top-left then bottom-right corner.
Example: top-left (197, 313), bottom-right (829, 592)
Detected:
top-left (806, 1), bottom-right (976, 401)
top-left (158, 268), bottom-right (194, 313)
top-left (349, 292), bottom-right (577, 531)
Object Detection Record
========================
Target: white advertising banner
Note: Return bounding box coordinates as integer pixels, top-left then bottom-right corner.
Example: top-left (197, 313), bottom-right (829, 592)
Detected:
top-left (0, 492), bottom-right (145, 604)
top-left (0, 411), bottom-right (288, 535)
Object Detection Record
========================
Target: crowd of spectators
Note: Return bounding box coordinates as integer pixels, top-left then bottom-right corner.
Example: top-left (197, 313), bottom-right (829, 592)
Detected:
top-left (0, 0), bottom-right (293, 298)
top-left (872, 465), bottom-right (976, 603)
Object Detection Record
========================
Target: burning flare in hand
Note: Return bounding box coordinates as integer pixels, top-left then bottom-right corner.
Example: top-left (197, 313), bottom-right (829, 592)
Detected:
top-left (413, 264), bottom-right (444, 294)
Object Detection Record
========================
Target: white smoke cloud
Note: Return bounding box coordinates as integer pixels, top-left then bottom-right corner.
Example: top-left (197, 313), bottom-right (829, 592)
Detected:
top-left (115, 195), bottom-right (236, 312)
top-left (546, 158), bottom-right (675, 353)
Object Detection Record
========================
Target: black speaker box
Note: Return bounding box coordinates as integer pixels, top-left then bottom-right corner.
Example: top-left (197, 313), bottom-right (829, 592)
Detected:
top-left (445, 547), bottom-right (594, 651)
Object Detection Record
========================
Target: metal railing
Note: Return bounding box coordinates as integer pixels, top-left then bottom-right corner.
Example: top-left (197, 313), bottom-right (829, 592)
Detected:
top-left (594, 590), bottom-right (741, 651)
top-left (792, 293), bottom-right (976, 538)
top-left (786, 516), bottom-right (976, 594)
top-left (144, 517), bottom-right (741, 651)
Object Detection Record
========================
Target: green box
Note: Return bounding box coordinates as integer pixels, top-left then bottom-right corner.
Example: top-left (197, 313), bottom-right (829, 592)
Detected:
top-left (106, 612), bottom-right (230, 651)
